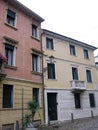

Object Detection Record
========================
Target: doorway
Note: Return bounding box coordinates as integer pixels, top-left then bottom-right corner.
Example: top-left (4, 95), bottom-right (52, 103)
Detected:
top-left (47, 93), bottom-right (57, 121)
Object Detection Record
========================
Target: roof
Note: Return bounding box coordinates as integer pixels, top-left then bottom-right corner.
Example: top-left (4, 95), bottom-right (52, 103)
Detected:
top-left (4, 0), bottom-right (44, 22)
top-left (42, 29), bottom-right (97, 50)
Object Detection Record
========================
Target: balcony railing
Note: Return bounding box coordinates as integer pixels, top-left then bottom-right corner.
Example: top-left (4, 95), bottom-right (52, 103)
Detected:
top-left (70, 80), bottom-right (86, 92)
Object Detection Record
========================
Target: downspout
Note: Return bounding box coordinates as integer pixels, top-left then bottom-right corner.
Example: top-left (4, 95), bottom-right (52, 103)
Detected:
top-left (40, 29), bottom-right (45, 123)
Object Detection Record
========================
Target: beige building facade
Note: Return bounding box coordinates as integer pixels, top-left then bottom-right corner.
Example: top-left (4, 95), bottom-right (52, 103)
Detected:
top-left (42, 29), bottom-right (98, 124)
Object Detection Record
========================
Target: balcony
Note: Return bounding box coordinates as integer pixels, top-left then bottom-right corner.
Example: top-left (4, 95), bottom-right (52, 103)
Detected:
top-left (70, 80), bottom-right (86, 92)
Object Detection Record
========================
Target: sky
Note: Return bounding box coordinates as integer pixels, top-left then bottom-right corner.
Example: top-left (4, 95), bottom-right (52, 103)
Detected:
top-left (18, 0), bottom-right (98, 56)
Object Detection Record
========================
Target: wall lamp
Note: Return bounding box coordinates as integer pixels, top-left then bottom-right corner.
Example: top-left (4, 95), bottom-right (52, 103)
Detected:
top-left (49, 55), bottom-right (54, 63)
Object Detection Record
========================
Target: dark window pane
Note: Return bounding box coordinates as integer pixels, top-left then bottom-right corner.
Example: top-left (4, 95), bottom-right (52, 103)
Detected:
top-left (72, 67), bottom-right (78, 80)
top-left (7, 9), bottom-right (15, 18)
top-left (3, 85), bottom-right (13, 108)
top-left (89, 93), bottom-right (95, 107)
top-left (84, 49), bottom-right (89, 59)
top-left (86, 70), bottom-right (92, 82)
top-left (7, 9), bottom-right (16, 26)
top-left (70, 45), bottom-right (76, 55)
top-left (5, 44), bottom-right (14, 66)
top-left (46, 37), bottom-right (54, 49)
top-left (32, 25), bottom-right (37, 37)
top-left (33, 88), bottom-right (39, 106)
top-left (47, 63), bottom-right (55, 79)
top-left (74, 93), bottom-right (81, 108)
top-left (32, 54), bottom-right (38, 72)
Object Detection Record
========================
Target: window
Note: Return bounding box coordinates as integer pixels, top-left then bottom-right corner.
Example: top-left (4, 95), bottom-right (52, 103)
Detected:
top-left (70, 45), bottom-right (76, 55)
top-left (72, 67), bottom-right (78, 80)
top-left (6, 9), bottom-right (16, 27)
top-left (74, 93), bottom-right (81, 108)
top-left (47, 63), bottom-right (56, 79)
top-left (3, 85), bottom-right (13, 108)
top-left (5, 44), bottom-right (14, 66)
top-left (32, 24), bottom-right (38, 38)
top-left (2, 124), bottom-right (14, 130)
top-left (89, 93), bottom-right (95, 107)
top-left (32, 54), bottom-right (40, 72)
top-left (84, 49), bottom-right (89, 59)
top-left (33, 88), bottom-right (39, 106)
top-left (46, 37), bottom-right (54, 50)
top-left (86, 70), bottom-right (92, 82)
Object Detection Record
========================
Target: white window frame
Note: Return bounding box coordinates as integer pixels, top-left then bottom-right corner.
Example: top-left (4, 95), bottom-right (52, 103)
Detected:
top-left (2, 84), bottom-right (14, 109)
top-left (32, 24), bottom-right (39, 39)
top-left (46, 60), bottom-right (57, 80)
top-left (5, 44), bottom-right (16, 66)
top-left (6, 8), bottom-right (17, 27)
top-left (69, 44), bottom-right (76, 56)
top-left (32, 53), bottom-right (41, 73)
top-left (46, 37), bottom-right (54, 50)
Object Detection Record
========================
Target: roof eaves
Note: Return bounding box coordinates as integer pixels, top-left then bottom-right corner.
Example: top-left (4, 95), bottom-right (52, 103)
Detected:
top-left (43, 29), bottom-right (97, 50)
top-left (4, 0), bottom-right (44, 22)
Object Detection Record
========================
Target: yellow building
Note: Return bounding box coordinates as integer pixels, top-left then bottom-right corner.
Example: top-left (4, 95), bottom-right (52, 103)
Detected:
top-left (42, 29), bottom-right (98, 124)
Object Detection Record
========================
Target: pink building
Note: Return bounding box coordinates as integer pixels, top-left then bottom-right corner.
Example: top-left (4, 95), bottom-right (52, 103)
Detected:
top-left (0, 0), bottom-right (44, 129)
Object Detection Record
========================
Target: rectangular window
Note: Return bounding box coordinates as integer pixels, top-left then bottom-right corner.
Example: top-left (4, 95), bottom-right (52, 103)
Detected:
top-left (70, 45), bottom-right (76, 55)
top-left (5, 44), bottom-right (14, 66)
top-left (74, 93), bottom-right (81, 108)
top-left (33, 88), bottom-right (39, 106)
top-left (86, 70), bottom-right (92, 82)
top-left (89, 93), bottom-right (95, 107)
top-left (47, 63), bottom-right (55, 79)
top-left (7, 9), bottom-right (16, 27)
top-left (72, 67), bottom-right (78, 80)
top-left (32, 24), bottom-right (38, 38)
top-left (84, 49), bottom-right (89, 59)
top-left (32, 54), bottom-right (40, 72)
top-left (46, 37), bottom-right (54, 50)
top-left (2, 124), bottom-right (14, 130)
top-left (3, 85), bottom-right (13, 108)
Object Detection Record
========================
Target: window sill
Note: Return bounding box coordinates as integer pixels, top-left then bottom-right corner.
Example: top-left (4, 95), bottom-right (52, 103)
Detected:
top-left (84, 58), bottom-right (90, 60)
top-left (47, 78), bottom-right (57, 81)
top-left (70, 54), bottom-right (77, 57)
top-left (45, 48), bottom-right (55, 51)
top-left (4, 22), bottom-right (18, 30)
top-left (1, 108), bottom-right (14, 111)
top-left (5, 65), bottom-right (17, 70)
top-left (31, 71), bottom-right (42, 76)
top-left (31, 36), bottom-right (40, 42)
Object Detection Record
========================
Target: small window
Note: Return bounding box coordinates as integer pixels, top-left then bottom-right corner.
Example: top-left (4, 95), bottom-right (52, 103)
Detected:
top-left (32, 54), bottom-right (40, 72)
top-left (86, 70), bottom-right (92, 82)
top-left (46, 37), bottom-right (54, 50)
top-left (5, 44), bottom-right (14, 66)
top-left (70, 45), bottom-right (76, 55)
top-left (32, 24), bottom-right (38, 38)
top-left (84, 49), bottom-right (89, 59)
top-left (33, 88), bottom-right (39, 106)
top-left (72, 67), bottom-right (78, 80)
top-left (6, 9), bottom-right (16, 27)
top-left (74, 93), bottom-right (81, 108)
top-left (3, 84), bottom-right (13, 108)
top-left (2, 123), bottom-right (14, 130)
top-left (47, 63), bottom-right (56, 79)
top-left (89, 93), bottom-right (95, 107)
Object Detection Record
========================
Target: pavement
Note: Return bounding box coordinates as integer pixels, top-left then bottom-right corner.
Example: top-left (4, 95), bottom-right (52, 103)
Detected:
top-left (39, 116), bottom-right (98, 130)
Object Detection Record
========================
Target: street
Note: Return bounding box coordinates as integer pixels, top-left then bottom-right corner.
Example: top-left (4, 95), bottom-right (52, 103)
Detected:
top-left (39, 116), bottom-right (98, 130)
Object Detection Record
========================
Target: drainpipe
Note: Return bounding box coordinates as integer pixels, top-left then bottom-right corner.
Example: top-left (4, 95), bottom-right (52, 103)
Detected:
top-left (41, 29), bottom-right (45, 123)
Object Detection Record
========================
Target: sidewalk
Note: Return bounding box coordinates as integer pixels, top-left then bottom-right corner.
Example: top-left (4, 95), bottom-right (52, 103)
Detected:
top-left (39, 116), bottom-right (98, 130)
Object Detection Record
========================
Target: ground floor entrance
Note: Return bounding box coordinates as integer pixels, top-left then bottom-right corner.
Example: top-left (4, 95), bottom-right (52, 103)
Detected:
top-left (47, 93), bottom-right (57, 121)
